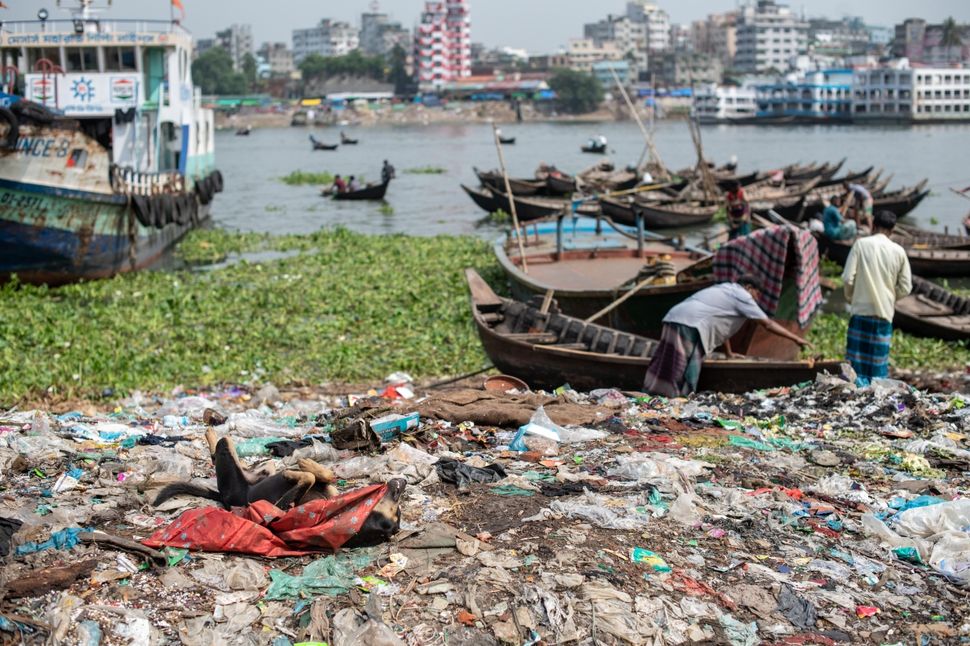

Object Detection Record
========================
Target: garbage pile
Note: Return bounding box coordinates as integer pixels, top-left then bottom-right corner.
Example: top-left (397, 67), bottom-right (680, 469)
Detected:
top-left (1, 374), bottom-right (969, 645)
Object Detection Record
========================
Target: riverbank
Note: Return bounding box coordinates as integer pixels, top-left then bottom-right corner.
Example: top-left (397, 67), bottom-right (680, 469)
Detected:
top-left (215, 98), bottom-right (689, 130)
top-left (2, 228), bottom-right (969, 407)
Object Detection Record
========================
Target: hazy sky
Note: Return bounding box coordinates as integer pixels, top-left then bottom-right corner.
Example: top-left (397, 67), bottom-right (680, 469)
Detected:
top-left (4, 1), bottom-right (969, 53)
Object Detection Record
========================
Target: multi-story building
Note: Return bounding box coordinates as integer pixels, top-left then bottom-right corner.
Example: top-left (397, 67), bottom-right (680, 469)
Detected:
top-left (693, 83), bottom-right (758, 122)
top-left (361, 11), bottom-right (411, 57)
top-left (215, 24), bottom-right (254, 71)
top-left (808, 17), bottom-right (871, 57)
top-left (415, 1), bottom-right (472, 91)
top-left (649, 51), bottom-right (723, 87)
top-left (735, 0), bottom-right (808, 73)
top-left (626, 1), bottom-right (671, 53)
top-left (292, 20), bottom-right (360, 63)
top-left (893, 19), bottom-right (970, 66)
top-left (584, 15), bottom-right (648, 75)
top-left (853, 64), bottom-right (970, 122)
top-left (567, 39), bottom-right (622, 73)
top-left (257, 43), bottom-right (295, 77)
top-left (691, 13), bottom-right (738, 65)
top-left (754, 69), bottom-right (853, 121)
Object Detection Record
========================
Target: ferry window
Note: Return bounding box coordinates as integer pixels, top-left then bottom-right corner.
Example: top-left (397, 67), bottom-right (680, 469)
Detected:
top-left (27, 48), bottom-right (58, 70)
top-left (104, 47), bottom-right (137, 71)
top-left (65, 47), bottom-right (97, 71)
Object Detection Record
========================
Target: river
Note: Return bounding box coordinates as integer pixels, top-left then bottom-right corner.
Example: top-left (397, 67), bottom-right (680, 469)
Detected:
top-left (211, 121), bottom-right (970, 239)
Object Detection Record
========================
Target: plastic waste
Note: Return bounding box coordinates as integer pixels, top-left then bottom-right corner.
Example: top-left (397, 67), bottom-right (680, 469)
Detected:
top-left (510, 406), bottom-right (564, 455)
top-left (548, 491), bottom-right (652, 530)
top-left (630, 547), bottom-right (671, 573)
top-left (266, 551), bottom-right (375, 600)
top-left (893, 498), bottom-right (970, 538)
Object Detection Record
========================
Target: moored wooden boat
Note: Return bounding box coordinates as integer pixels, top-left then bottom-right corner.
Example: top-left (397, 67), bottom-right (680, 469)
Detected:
top-left (490, 189), bottom-right (601, 221)
top-left (544, 173), bottom-right (578, 196)
top-left (462, 184), bottom-right (500, 213)
top-left (475, 167), bottom-right (546, 196)
top-left (815, 232), bottom-right (970, 277)
top-left (332, 180), bottom-right (390, 201)
top-left (894, 277), bottom-right (970, 341)
top-left (466, 269), bottom-right (846, 393)
top-left (626, 199), bottom-right (720, 229)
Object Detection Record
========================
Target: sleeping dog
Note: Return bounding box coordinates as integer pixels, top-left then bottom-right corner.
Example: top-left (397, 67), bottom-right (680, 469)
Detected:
top-left (153, 428), bottom-right (405, 547)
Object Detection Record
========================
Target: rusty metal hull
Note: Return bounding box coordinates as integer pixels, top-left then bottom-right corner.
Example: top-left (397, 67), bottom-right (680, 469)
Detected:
top-left (0, 183), bottom-right (208, 285)
top-left (466, 269), bottom-right (845, 393)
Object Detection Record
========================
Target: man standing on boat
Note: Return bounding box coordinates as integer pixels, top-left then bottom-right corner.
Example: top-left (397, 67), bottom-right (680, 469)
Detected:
top-left (382, 160), bottom-right (396, 185)
top-left (842, 211), bottom-right (912, 386)
top-left (643, 277), bottom-right (813, 397)
top-left (725, 180), bottom-right (751, 240)
top-left (844, 181), bottom-right (874, 231)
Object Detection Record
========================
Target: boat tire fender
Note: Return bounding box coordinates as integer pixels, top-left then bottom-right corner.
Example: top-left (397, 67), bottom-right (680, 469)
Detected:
top-left (212, 170), bottom-right (224, 193)
top-left (0, 107), bottom-right (18, 149)
top-left (188, 194), bottom-right (200, 224)
top-left (159, 194), bottom-right (176, 226)
top-left (196, 177), bottom-right (212, 205)
top-left (132, 195), bottom-right (153, 228)
top-left (148, 197), bottom-right (165, 229)
top-left (172, 195), bottom-right (186, 226)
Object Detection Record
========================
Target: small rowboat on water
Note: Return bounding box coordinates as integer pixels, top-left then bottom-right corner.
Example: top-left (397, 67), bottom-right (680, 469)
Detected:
top-left (581, 142), bottom-right (608, 154)
top-left (309, 135), bottom-right (339, 151)
top-left (499, 136), bottom-right (516, 145)
top-left (331, 179), bottom-right (390, 201)
top-left (466, 268), bottom-right (846, 393)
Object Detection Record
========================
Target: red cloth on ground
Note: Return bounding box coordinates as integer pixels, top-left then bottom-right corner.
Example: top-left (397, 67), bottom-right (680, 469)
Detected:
top-left (143, 483), bottom-right (388, 557)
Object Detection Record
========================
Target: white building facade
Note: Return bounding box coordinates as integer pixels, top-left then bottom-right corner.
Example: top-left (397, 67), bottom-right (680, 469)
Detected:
top-left (415, 1), bottom-right (471, 91)
top-left (292, 20), bottom-right (360, 63)
top-left (735, 0), bottom-right (807, 73)
top-left (853, 65), bottom-right (970, 122)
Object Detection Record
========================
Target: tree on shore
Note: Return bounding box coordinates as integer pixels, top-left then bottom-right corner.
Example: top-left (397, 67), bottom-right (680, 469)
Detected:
top-left (388, 45), bottom-right (415, 96)
top-left (940, 17), bottom-right (964, 64)
top-left (299, 51), bottom-right (386, 82)
top-left (192, 47), bottom-right (247, 95)
top-left (549, 69), bottom-right (604, 115)
top-left (241, 53), bottom-right (258, 93)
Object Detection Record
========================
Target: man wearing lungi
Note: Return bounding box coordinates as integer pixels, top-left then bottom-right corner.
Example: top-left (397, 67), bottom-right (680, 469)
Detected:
top-left (842, 210), bottom-right (913, 386)
top-left (643, 276), bottom-right (813, 397)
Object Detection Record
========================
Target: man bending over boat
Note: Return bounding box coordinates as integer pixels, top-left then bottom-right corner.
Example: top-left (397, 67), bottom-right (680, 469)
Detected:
top-left (643, 276), bottom-right (813, 397)
top-left (842, 210), bottom-right (912, 387)
top-left (821, 194), bottom-right (857, 241)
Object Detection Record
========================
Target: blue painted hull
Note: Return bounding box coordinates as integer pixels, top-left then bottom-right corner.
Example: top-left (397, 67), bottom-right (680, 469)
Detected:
top-left (0, 184), bottom-right (208, 285)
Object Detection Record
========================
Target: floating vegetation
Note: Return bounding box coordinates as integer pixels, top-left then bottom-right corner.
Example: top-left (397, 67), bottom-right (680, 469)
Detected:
top-left (0, 228), bottom-right (503, 404)
top-left (404, 166), bottom-right (447, 175)
top-left (280, 170), bottom-right (335, 186)
top-left (378, 203), bottom-right (395, 215)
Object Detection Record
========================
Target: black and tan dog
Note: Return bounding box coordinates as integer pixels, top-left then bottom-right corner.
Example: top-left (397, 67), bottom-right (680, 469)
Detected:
top-left (153, 428), bottom-right (404, 547)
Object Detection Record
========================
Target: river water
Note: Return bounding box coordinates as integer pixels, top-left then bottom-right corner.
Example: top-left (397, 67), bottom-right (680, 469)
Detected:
top-left (211, 121), bottom-right (970, 239)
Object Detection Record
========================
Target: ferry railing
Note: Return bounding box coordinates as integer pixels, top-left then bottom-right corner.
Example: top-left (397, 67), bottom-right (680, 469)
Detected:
top-left (0, 19), bottom-right (189, 37)
top-left (111, 165), bottom-right (185, 196)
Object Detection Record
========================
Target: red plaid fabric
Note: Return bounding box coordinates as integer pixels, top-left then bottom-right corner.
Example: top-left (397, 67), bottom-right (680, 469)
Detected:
top-left (713, 225), bottom-right (823, 327)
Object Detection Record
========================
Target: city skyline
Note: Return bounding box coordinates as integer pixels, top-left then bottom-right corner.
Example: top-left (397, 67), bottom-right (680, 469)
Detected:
top-left (3, 0), bottom-right (969, 54)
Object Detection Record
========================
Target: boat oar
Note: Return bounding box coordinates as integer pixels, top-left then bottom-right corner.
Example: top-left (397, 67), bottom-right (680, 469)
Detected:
top-left (492, 123), bottom-right (528, 274)
top-left (584, 275), bottom-right (659, 325)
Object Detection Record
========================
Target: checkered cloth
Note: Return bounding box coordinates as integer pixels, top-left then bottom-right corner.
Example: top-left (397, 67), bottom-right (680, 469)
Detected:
top-left (713, 225), bottom-right (823, 327)
top-left (643, 323), bottom-right (704, 397)
top-left (846, 315), bottom-right (892, 386)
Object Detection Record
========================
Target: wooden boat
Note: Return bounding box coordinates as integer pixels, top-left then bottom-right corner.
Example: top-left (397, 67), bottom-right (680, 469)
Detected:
top-left (896, 224), bottom-right (970, 250)
top-left (581, 142), bottom-right (608, 154)
top-left (599, 197), bottom-right (719, 229)
top-left (815, 232), bottom-right (970, 277)
top-left (310, 135), bottom-right (339, 151)
top-left (544, 173), bottom-right (578, 196)
top-left (794, 182), bottom-right (930, 222)
top-left (475, 168), bottom-right (545, 196)
top-left (466, 269), bottom-right (846, 393)
top-left (462, 184), bottom-right (500, 213)
top-left (340, 133), bottom-right (359, 145)
top-left (744, 177), bottom-right (821, 203)
top-left (491, 189), bottom-right (600, 221)
top-left (235, 126), bottom-right (252, 136)
top-left (499, 136), bottom-right (516, 145)
top-left (894, 277), bottom-right (970, 341)
top-left (494, 218), bottom-right (714, 336)
top-left (815, 166), bottom-right (875, 189)
top-left (332, 180), bottom-right (390, 201)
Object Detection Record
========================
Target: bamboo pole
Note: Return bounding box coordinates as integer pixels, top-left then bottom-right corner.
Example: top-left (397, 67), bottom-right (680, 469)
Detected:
top-left (492, 123), bottom-right (528, 274)
top-left (584, 275), bottom-right (657, 324)
top-left (608, 66), bottom-right (669, 181)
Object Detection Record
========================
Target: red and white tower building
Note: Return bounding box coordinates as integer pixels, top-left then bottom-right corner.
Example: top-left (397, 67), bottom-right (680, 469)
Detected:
top-left (416, 1), bottom-right (471, 91)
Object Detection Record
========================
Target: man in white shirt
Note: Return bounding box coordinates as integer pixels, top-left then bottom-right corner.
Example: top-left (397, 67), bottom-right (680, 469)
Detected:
top-left (643, 276), bottom-right (812, 396)
top-left (842, 210), bottom-right (913, 386)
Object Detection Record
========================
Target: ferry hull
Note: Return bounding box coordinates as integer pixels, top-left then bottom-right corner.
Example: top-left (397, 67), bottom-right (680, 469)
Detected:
top-left (0, 183), bottom-right (208, 285)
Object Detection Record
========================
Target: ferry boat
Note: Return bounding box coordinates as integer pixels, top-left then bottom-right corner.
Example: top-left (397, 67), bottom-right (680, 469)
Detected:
top-left (0, 1), bottom-right (222, 285)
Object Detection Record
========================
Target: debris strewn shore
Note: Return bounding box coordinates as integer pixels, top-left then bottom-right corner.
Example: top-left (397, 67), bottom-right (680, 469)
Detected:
top-left (1, 372), bottom-right (968, 645)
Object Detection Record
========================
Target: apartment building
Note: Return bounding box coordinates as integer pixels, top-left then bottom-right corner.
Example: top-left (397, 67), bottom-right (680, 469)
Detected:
top-left (292, 20), bottom-right (360, 63)
top-left (735, 0), bottom-right (808, 73)
top-left (415, 1), bottom-right (472, 91)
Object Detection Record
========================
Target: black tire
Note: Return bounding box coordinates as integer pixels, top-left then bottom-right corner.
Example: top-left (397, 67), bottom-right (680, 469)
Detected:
top-left (188, 194), bottom-right (200, 224)
top-left (196, 177), bottom-right (212, 205)
top-left (12, 100), bottom-right (54, 125)
top-left (149, 197), bottom-right (165, 229)
top-left (212, 170), bottom-right (224, 193)
top-left (132, 195), bottom-right (152, 228)
top-left (159, 194), bottom-right (175, 226)
top-left (0, 107), bottom-right (18, 150)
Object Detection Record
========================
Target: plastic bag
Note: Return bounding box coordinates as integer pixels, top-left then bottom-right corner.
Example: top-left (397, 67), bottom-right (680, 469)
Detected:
top-left (509, 406), bottom-right (565, 455)
top-left (557, 426), bottom-right (607, 443)
top-left (893, 499), bottom-right (970, 538)
top-left (928, 531), bottom-right (970, 585)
